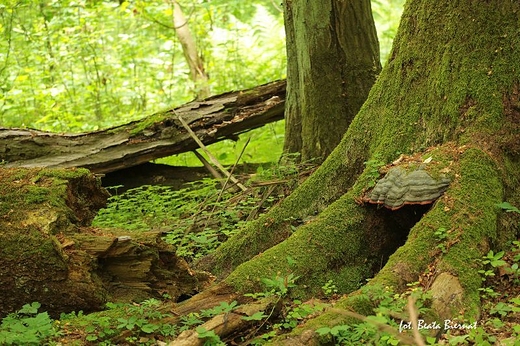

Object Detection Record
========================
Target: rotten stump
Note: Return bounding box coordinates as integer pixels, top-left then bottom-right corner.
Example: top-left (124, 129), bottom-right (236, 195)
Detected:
top-left (0, 167), bottom-right (208, 318)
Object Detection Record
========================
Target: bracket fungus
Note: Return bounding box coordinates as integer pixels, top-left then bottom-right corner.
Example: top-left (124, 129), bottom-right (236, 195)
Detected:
top-left (363, 166), bottom-right (451, 210)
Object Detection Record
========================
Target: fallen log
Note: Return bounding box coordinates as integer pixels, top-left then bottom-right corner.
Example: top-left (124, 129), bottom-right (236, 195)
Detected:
top-left (0, 80), bottom-right (285, 174)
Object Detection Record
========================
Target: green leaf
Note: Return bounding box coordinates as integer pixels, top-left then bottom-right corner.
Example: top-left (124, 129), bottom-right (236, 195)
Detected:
top-left (86, 334), bottom-right (98, 341)
top-left (286, 256), bottom-right (297, 266)
top-left (242, 311), bottom-right (268, 321)
top-left (141, 323), bottom-right (158, 333)
top-left (496, 202), bottom-right (520, 213)
top-left (19, 302), bottom-right (40, 315)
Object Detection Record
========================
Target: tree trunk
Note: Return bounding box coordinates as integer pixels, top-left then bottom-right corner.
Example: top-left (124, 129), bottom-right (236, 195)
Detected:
top-left (282, 0), bottom-right (381, 162)
top-left (0, 80), bottom-right (285, 174)
top-left (170, 0), bottom-right (211, 100)
top-left (197, 0), bottom-right (520, 339)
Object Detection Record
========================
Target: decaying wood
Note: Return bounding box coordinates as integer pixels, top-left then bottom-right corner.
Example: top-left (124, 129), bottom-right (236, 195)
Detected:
top-left (169, 299), bottom-right (273, 346)
top-left (0, 167), bottom-right (210, 317)
top-left (69, 229), bottom-right (206, 302)
top-left (0, 80), bottom-right (286, 174)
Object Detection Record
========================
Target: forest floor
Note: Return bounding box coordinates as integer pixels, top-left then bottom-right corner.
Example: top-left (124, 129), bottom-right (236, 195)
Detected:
top-left (1, 160), bottom-right (519, 345)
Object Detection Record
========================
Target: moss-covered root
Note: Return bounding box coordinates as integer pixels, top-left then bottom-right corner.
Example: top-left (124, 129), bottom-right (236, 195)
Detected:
top-left (222, 189), bottom-right (377, 298)
top-left (195, 141), bottom-right (367, 278)
top-left (265, 148), bottom-right (504, 345)
top-left (373, 148), bottom-right (503, 317)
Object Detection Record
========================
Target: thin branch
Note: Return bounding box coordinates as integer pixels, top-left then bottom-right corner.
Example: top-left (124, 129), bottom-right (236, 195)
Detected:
top-left (407, 296), bottom-right (426, 346)
top-left (193, 150), bottom-right (224, 181)
top-left (176, 113), bottom-right (247, 191)
top-left (204, 137), bottom-right (251, 230)
top-left (270, 0), bottom-right (283, 13)
top-left (246, 184), bottom-right (275, 221)
top-left (215, 136), bottom-right (250, 194)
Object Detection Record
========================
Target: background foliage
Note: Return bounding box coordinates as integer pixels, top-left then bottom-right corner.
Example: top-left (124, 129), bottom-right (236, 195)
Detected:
top-left (0, 0), bottom-right (403, 165)
top-left (0, 0), bottom-right (286, 132)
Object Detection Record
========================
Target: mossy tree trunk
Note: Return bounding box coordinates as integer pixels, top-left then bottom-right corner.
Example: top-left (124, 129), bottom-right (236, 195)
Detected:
top-left (282, 0), bottom-right (381, 162)
top-left (197, 0), bottom-right (520, 338)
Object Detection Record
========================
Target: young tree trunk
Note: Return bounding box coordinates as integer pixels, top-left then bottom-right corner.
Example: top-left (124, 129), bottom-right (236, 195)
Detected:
top-left (282, 0), bottom-right (381, 162)
top-left (170, 0), bottom-right (211, 100)
top-left (197, 0), bottom-right (520, 338)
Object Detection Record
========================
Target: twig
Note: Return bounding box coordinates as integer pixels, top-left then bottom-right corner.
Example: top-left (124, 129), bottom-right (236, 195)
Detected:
top-left (176, 113), bottom-right (247, 191)
top-left (192, 150), bottom-right (224, 182)
top-left (220, 136), bottom-right (250, 194)
top-left (205, 137), bottom-right (251, 230)
top-left (270, 0), bottom-right (283, 13)
top-left (408, 296), bottom-right (426, 346)
top-left (247, 184), bottom-right (276, 221)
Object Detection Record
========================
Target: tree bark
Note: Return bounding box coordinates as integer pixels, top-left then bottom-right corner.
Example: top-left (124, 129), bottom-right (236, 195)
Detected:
top-left (0, 80), bottom-right (285, 174)
top-left (197, 0), bottom-right (520, 341)
top-left (282, 0), bottom-right (381, 162)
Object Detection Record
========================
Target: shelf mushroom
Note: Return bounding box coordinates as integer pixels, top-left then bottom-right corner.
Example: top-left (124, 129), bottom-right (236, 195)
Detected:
top-left (363, 166), bottom-right (451, 210)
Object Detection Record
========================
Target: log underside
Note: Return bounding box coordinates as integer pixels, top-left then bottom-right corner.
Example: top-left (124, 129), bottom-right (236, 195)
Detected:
top-left (101, 161), bottom-right (263, 192)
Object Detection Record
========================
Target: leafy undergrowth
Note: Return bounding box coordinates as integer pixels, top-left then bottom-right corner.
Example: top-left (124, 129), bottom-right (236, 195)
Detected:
top-left (92, 155), bottom-right (317, 263)
top-left (441, 222), bottom-right (520, 345)
top-left (3, 237), bottom-right (520, 346)
top-left (2, 167), bottom-right (519, 345)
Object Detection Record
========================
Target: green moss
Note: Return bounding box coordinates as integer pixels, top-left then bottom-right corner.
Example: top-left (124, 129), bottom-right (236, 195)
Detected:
top-left (127, 111), bottom-right (172, 136)
top-left (437, 149), bottom-right (503, 317)
top-left (36, 167), bottom-right (91, 180)
top-left (225, 192), bottom-right (373, 298)
top-left (345, 1), bottom-right (520, 162)
top-left (0, 167), bottom-right (104, 236)
top-left (0, 226), bottom-right (67, 283)
top-left (25, 186), bottom-right (50, 204)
